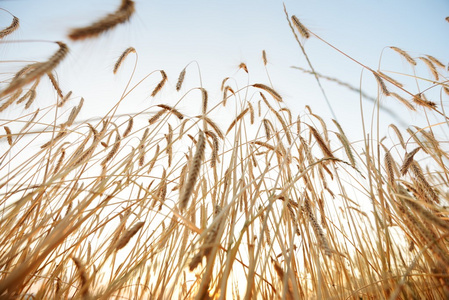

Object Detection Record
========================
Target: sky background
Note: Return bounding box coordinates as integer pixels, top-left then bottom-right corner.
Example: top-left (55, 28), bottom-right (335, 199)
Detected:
top-left (1, 0), bottom-right (448, 141)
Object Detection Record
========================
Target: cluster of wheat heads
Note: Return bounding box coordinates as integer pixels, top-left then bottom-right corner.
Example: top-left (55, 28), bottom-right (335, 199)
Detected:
top-left (1, 4), bottom-right (449, 300)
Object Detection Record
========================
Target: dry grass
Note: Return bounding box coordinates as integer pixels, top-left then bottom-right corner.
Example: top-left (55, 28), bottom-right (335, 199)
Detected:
top-left (0, 6), bottom-right (449, 300)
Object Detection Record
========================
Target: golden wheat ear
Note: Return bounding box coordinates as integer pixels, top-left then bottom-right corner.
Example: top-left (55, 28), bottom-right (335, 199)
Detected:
top-left (176, 67), bottom-right (187, 91)
top-left (151, 70), bottom-right (168, 97)
top-left (113, 47), bottom-right (136, 74)
top-left (252, 83), bottom-right (283, 102)
top-left (390, 46), bottom-right (417, 66)
top-left (0, 15), bottom-right (19, 39)
top-left (262, 50), bottom-right (268, 65)
top-left (71, 257), bottom-right (90, 298)
top-left (179, 130), bottom-right (205, 210)
top-left (68, 0), bottom-right (135, 41)
top-left (291, 15), bottom-right (310, 39)
top-left (0, 42), bottom-right (68, 100)
top-left (115, 221), bottom-right (145, 250)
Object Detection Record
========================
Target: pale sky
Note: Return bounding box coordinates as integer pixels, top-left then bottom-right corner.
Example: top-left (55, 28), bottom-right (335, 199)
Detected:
top-left (1, 0), bottom-right (448, 140)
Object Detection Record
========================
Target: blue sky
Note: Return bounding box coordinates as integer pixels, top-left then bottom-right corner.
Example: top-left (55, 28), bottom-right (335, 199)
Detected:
top-left (1, 0), bottom-right (448, 139)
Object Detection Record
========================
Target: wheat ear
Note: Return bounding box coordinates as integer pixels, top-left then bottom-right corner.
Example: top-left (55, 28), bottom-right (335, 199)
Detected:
top-left (271, 258), bottom-right (295, 300)
top-left (179, 131), bottom-right (205, 210)
top-left (373, 71), bottom-right (390, 96)
top-left (206, 130), bottom-right (219, 168)
top-left (148, 109), bottom-right (166, 125)
top-left (0, 42), bottom-right (68, 98)
top-left (200, 116), bottom-right (224, 139)
top-left (252, 84), bottom-right (283, 102)
top-left (308, 125), bottom-right (334, 158)
top-left (239, 62), bottom-right (248, 73)
top-left (304, 196), bottom-right (332, 257)
top-left (425, 55), bottom-right (445, 69)
top-left (68, 0), bottom-right (135, 40)
top-left (157, 104), bottom-right (184, 119)
top-left (291, 15), bottom-right (310, 39)
top-left (123, 117), bottom-right (134, 137)
top-left (262, 50), bottom-right (268, 65)
top-left (115, 221), bottom-right (145, 250)
top-left (176, 67), bottom-right (186, 91)
top-left (390, 92), bottom-right (416, 111)
top-left (58, 91), bottom-right (72, 107)
top-left (47, 72), bottom-right (64, 98)
top-left (412, 94), bottom-right (436, 109)
top-left (378, 71), bottom-right (403, 88)
top-left (390, 46), bottom-right (417, 66)
top-left (400, 147), bottom-right (420, 176)
top-left (418, 57), bottom-right (439, 81)
top-left (0, 15), bottom-right (19, 39)
top-left (4, 126), bottom-right (12, 146)
top-left (226, 108), bottom-right (249, 135)
top-left (151, 70), bottom-right (167, 97)
top-left (384, 149), bottom-right (396, 188)
top-left (201, 88), bottom-right (208, 115)
top-left (113, 47), bottom-right (136, 74)
top-left (71, 257), bottom-right (89, 298)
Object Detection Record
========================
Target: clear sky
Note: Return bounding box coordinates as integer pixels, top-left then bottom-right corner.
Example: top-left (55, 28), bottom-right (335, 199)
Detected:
top-left (1, 0), bottom-right (448, 139)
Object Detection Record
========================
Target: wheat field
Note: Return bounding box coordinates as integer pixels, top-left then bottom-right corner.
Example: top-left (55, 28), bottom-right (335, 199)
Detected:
top-left (1, 2), bottom-right (449, 299)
